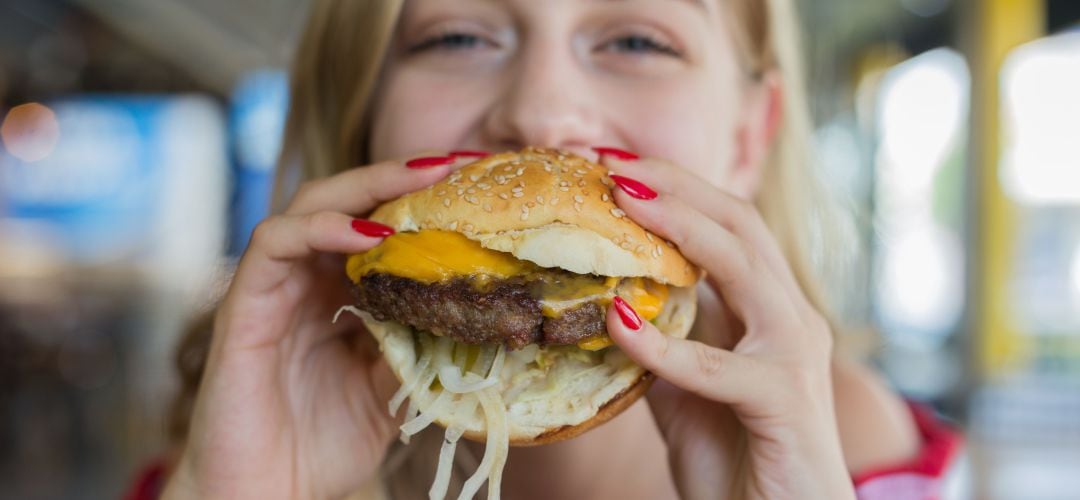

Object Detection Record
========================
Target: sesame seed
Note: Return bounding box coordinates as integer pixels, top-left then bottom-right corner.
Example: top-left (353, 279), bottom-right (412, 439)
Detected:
top-left (611, 208), bottom-right (626, 218)
top-left (516, 168), bottom-right (525, 176)
top-left (578, 180), bottom-right (586, 187)
top-left (483, 203), bottom-right (493, 212)
top-left (437, 190), bottom-right (447, 196)
top-left (513, 192), bottom-right (524, 198)
top-left (620, 241), bottom-right (631, 250)
top-left (576, 168), bottom-right (588, 175)
top-left (561, 167), bottom-right (570, 173)
top-left (477, 183), bottom-right (490, 190)
top-left (559, 186), bottom-right (570, 192)
top-left (485, 192), bottom-right (494, 197)
top-left (636, 245), bottom-right (646, 254)
top-left (464, 223), bottom-right (474, 232)
top-left (602, 193), bottom-right (610, 202)
top-left (574, 195), bottom-right (584, 203)
top-left (527, 201), bottom-right (536, 208)
top-left (521, 205), bottom-right (528, 212)
top-left (574, 203), bottom-right (582, 212)
top-left (550, 197), bottom-right (559, 205)
top-left (511, 186), bottom-right (524, 193)
top-left (456, 188), bottom-right (465, 196)
top-left (449, 221), bottom-right (459, 230)
top-left (646, 233), bottom-right (654, 242)
top-left (467, 187), bottom-right (477, 194)
top-left (543, 164), bottom-right (552, 172)
top-left (499, 193), bottom-right (509, 200)
top-left (536, 195), bottom-right (544, 205)
top-left (467, 196), bottom-right (479, 204)
top-left (443, 198), bottom-right (451, 207)
top-left (560, 181), bottom-right (570, 187)
top-left (652, 247), bottom-right (660, 258)
top-left (520, 212), bottom-right (529, 221)
top-left (657, 245), bottom-right (664, 256)
top-left (504, 165), bottom-right (514, 172)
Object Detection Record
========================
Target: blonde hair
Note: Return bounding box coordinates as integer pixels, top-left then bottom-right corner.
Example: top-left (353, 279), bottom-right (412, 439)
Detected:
top-left (173, 0), bottom-right (843, 497)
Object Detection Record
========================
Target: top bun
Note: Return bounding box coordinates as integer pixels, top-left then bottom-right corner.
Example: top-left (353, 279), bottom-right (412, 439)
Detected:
top-left (369, 147), bottom-right (699, 287)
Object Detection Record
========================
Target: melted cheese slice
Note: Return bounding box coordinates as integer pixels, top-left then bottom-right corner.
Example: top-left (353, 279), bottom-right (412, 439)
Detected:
top-left (347, 230), bottom-right (534, 284)
top-left (347, 230), bottom-right (669, 350)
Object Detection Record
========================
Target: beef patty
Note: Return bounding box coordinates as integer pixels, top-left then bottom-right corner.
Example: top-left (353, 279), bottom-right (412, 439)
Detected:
top-left (350, 272), bottom-right (606, 350)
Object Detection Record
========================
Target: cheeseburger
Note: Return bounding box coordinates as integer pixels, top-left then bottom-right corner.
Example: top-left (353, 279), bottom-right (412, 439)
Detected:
top-left (339, 147), bottom-right (698, 499)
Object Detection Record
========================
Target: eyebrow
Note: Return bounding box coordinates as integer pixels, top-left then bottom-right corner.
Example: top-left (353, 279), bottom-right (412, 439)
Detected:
top-left (601, 0), bottom-right (710, 14)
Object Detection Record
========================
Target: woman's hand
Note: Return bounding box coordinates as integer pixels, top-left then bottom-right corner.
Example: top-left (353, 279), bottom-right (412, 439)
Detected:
top-left (162, 155), bottom-right (461, 500)
top-left (598, 150), bottom-right (855, 500)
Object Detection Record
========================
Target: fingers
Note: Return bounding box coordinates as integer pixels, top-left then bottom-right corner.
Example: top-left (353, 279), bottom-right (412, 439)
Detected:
top-left (611, 184), bottom-right (796, 330)
top-left (285, 153), bottom-right (473, 216)
top-left (606, 300), bottom-right (777, 411)
top-left (235, 211), bottom-right (392, 295)
top-left (600, 153), bottom-right (804, 304)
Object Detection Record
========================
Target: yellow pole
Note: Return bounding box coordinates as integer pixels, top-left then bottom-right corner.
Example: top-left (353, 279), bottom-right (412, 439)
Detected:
top-left (969, 0), bottom-right (1044, 376)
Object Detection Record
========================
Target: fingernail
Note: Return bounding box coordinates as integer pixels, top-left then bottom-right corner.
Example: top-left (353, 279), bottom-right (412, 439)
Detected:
top-left (449, 150), bottom-right (490, 159)
top-left (405, 156), bottom-right (454, 169)
top-left (613, 296), bottom-right (643, 331)
top-left (351, 219), bottom-right (395, 237)
top-left (609, 174), bottom-right (658, 200)
top-left (593, 147), bottom-right (639, 161)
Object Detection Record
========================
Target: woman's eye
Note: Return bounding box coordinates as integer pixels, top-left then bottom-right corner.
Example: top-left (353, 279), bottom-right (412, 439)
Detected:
top-left (604, 35), bottom-right (680, 57)
top-left (411, 32), bottom-right (488, 53)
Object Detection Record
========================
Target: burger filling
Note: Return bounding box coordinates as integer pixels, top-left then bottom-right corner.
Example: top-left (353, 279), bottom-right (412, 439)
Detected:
top-left (347, 230), bottom-right (668, 350)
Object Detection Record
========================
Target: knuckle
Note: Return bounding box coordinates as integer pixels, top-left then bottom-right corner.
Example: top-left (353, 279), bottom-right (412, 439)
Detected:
top-left (290, 180), bottom-right (321, 206)
top-left (249, 217), bottom-right (278, 246)
top-left (693, 343), bottom-right (726, 378)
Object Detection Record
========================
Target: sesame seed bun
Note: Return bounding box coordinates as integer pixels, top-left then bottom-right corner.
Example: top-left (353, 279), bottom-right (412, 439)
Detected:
top-left (368, 147), bottom-right (699, 287)
top-left (357, 147), bottom-right (700, 447)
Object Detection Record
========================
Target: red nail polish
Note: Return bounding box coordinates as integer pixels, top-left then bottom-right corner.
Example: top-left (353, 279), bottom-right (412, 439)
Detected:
top-left (351, 219), bottom-right (395, 237)
top-left (406, 156), bottom-right (454, 169)
top-left (613, 296), bottom-right (643, 330)
top-left (593, 147), bottom-right (639, 161)
top-left (449, 150), bottom-right (490, 159)
top-left (609, 174), bottom-right (658, 200)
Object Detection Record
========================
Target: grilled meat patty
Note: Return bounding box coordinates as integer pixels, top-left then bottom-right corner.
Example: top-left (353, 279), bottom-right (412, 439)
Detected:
top-left (350, 272), bottom-right (607, 350)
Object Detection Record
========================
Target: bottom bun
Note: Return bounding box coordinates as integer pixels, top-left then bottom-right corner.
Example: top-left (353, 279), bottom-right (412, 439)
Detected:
top-left (362, 284), bottom-right (696, 446)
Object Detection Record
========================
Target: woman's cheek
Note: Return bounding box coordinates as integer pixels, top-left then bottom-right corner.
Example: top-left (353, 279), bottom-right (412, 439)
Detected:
top-left (612, 82), bottom-right (736, 184)
top-left (371, 70), bottom-right (489, 160)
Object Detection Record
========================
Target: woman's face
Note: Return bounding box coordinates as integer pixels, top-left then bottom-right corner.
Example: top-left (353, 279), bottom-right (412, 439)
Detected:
top-left (369, 0), bottom-right (776, 198)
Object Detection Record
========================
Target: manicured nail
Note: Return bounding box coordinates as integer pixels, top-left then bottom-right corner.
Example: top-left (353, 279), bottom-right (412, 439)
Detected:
top-left (405, 156), bottom-right (454, 169)
top-left (351, 219), bottom-right (395, 237)
top-left (593, 147), bottom-right (639, 161)
top-left (609, 174), bottom-right (658, 200)
top-left (613, 296), bottom-right (643, 330)
top-left (449, 150), bottom-right (490, 159)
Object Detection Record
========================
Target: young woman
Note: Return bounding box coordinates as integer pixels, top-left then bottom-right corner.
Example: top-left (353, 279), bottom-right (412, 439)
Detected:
top-left (134, 0), bottom-right (962, 498)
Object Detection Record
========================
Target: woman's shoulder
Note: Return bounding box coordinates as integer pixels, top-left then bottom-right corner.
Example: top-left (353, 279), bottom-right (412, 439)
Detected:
top-left (833, 359), bottom-right (925, 473)
top-left (833, 359), bottom-right (965, 498)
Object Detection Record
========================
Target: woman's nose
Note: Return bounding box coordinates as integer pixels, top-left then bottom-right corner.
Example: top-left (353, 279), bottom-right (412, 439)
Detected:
top-left (481, 43), bottom-right (604, 154)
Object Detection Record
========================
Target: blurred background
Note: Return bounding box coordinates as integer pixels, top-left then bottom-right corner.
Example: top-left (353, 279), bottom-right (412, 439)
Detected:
top-left (0, 0), bottom-right (1078, 498)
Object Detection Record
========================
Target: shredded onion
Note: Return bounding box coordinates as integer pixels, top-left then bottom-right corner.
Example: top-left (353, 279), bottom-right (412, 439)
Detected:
top-left (457, 387), bottom-right (509, 500)
top-left (438, 366), bottom-right (498, 393)
top-left (389, 334), bottom-right (435, 416)
top-left (400, 390), bottom-right (452, 436)
top-left (332, 305), bottom-right (365, 323)
top-left (429, 425), bottom-right (465, 500)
